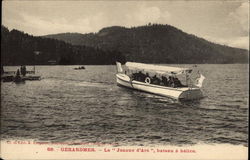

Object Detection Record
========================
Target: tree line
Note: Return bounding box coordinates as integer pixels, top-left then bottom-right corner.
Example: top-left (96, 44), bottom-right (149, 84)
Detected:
top-left (1, 26), bottom-right (126, 65)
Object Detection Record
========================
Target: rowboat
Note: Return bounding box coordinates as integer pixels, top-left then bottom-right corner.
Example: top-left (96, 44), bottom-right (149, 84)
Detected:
top-left (74, 66), bottom-right (85, 70)
top-left (115, 62), bottom-right (205, 100)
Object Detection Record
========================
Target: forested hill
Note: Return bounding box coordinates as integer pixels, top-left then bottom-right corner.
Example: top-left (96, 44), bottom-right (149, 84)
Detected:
top-left (1, 26), bottom-right (125, 65)
top-left (45, 24), bottom-right (249, 64)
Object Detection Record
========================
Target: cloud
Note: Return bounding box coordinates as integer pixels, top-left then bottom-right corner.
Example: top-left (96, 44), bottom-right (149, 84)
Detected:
top-left (200, 1), bottom-right (249, 49)
top-left (162, 10), bottom-right (171, 20)
top-left (228, 36), bottom-right (249, 50)
top-left (204, 36), bottom-right (249, 50)
top-left (17, 12), bottom-right (105, 35)
top-left (229, 2), bottom-right (249, 33)
top-left (137, 6), bottom-right (161, 23)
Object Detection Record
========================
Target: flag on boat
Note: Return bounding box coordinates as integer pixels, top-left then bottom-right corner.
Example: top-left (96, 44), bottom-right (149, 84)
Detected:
top-left (195, 73), bottom-right (205, 88)
top-left (116, 62), bottom-right (123, 73)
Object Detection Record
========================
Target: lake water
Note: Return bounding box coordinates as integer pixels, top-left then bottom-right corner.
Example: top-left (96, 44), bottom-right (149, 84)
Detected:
top-left (1, 64), bottom-right (248, 146)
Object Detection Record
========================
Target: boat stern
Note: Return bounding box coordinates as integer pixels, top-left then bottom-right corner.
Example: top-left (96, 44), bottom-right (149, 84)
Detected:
top-left (179, 88), bottom-right (203, 100)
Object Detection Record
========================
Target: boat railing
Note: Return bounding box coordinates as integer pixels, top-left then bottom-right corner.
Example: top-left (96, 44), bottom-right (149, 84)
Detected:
top-left (3, 71), bottom-right (16, 75)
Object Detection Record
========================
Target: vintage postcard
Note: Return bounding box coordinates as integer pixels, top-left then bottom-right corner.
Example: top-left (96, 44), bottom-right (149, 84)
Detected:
top-left (1, 0), bottom-right (248, 159)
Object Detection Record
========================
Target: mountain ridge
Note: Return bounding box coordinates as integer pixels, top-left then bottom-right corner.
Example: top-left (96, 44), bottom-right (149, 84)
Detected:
top-left (44, 24), bottom-right (248, 64)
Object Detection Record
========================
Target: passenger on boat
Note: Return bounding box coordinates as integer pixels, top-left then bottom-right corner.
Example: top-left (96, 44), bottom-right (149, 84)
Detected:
top-left (137, 71), bottom-right (142, 81)
top-left (132, 71), bottom-right (145, 82)
top-left (169, 76), bottom-right (175, 87)
top-left (132, 72), bottom-right (139, 81)
top-left (138, 71), bottom-right (146, 82)
top-left (161, 76), bottom-right (168, 86)
top-left (152, 75), bottom-right (160, 85)
top-left (131, 72), bottom-right (136, 80)
top-left (173, 77), bottom-right (182, 87)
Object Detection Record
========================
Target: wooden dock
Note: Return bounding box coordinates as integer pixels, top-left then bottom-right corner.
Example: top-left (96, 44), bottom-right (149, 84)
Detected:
top-left (1, 72), bottom-right (41, 82)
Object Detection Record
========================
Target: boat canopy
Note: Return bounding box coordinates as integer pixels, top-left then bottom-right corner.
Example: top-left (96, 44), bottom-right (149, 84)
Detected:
top-left (125, 62), bottom-right (192, 75)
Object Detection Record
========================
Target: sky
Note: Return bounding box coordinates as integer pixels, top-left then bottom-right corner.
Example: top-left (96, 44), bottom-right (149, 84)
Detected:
top-left (2, 0), bottom-right (249, 50)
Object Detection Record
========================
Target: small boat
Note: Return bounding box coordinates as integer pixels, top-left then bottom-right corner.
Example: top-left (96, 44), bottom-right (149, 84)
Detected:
top-left (74, 66), bottom-right (85, 70)
top-left (1, 75), bottom-right (14, 82)
top-left (22, 75), bottom-right (41, 81)
top-left (115, 62), bottom-right (205, 101)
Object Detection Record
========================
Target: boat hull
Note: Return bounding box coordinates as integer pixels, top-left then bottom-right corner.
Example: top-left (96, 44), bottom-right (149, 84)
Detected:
top-left (116, 73), bottom-right (203, 100)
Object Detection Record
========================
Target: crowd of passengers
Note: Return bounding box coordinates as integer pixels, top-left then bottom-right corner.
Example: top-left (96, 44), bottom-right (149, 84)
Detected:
top-left (127, 71), bottom-right (185, 88)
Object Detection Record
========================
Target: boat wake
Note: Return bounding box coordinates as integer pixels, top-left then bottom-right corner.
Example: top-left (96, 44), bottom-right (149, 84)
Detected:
top-left (43, 77), bottom-right (113, 88)
top-left (74, 81), bottom-right (109, 88)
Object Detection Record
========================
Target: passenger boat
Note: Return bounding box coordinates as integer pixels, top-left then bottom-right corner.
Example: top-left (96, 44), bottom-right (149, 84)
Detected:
top-left (115, 62), bottom-right (205, 100)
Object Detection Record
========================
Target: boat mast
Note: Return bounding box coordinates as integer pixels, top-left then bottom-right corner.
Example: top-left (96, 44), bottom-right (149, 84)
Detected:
top-left (33, 51), bottom-right (41, 74)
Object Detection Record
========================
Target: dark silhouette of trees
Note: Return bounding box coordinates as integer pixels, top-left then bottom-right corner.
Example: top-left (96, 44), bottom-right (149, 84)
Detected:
top-left (1, 26), bottom-right (126, 65)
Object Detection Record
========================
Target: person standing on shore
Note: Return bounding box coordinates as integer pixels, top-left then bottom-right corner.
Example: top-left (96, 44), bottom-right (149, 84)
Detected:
top-left (14, 69), bottom-right (22, 82)
top-left (1, 65), bottom-right (4, 75)
top-left (20, 65), bottom-right (27, 76)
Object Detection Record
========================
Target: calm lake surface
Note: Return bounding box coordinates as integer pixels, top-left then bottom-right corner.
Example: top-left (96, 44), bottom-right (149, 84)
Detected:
top-left (1, 64), bottom-right (248, 146)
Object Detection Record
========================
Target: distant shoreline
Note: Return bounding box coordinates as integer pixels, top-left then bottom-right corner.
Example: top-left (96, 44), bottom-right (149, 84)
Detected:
top-left (2, 63), bottom-right (249, 67)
